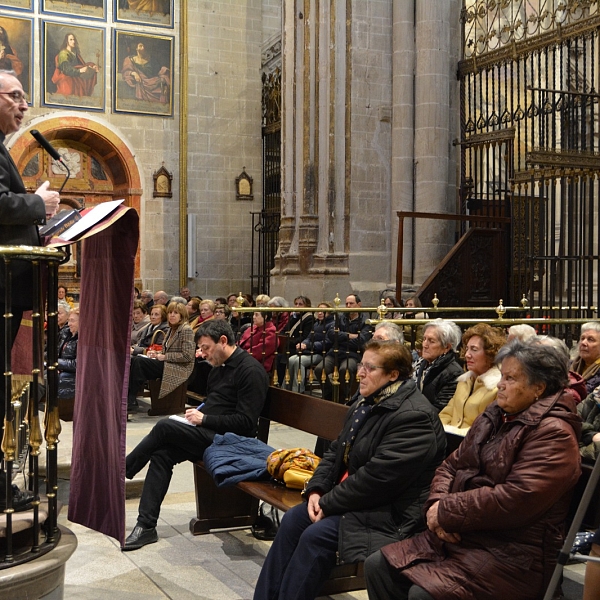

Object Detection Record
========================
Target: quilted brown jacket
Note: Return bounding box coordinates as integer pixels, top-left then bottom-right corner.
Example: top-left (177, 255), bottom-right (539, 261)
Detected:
top-left (159, 323), bottom-right (195, 398)
top-left (381, 390), bottom-right (582, 600)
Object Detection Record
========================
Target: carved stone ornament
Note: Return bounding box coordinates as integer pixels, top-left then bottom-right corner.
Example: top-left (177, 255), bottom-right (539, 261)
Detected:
top-left (153, 165), bottom-right (173, 198)
top-left (236, 167), bottom-right (253, 201)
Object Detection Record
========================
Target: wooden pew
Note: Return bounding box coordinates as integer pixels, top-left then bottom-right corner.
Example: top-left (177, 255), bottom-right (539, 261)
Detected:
top-left (189, 386), bottom-right (365, 596)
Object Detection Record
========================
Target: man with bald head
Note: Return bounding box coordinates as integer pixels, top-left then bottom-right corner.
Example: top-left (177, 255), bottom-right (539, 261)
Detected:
top-left (0, 69), bottom-right (60, 510)
top-left (153, 290), bottom-right (169, 305)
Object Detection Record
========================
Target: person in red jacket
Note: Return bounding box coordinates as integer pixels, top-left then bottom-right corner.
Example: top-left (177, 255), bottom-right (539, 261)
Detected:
top-left (239, 311), bottom-right (277, 373)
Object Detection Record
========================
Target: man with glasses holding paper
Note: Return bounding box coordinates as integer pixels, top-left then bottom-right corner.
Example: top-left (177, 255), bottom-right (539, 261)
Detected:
top-left (0, 69), bottom-right (60, 511)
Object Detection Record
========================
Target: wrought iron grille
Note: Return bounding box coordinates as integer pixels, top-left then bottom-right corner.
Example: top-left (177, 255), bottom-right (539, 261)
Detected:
top-left (459, 0), bottom-right (600, 313)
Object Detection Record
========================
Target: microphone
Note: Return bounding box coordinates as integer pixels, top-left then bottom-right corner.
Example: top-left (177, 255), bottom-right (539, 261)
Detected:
top-left (30, 129), bottom-right (70, 192)
top-left (30, 129), bottom-right (61, 161)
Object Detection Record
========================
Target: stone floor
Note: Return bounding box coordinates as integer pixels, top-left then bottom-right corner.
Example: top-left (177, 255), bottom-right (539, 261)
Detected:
top-left (51, 399), bottom-right (586, 599)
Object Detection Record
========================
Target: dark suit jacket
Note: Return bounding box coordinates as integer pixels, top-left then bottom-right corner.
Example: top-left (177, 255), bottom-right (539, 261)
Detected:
top-left (0, 132), bottom-right (46, 307)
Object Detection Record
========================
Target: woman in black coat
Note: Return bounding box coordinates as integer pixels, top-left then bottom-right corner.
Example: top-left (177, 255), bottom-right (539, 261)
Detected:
top-left (413, 319), bottom-right (464, 412)
top-left (57, 307), bottom-right (79, 399)
top-left (253, 340), bottom-right (446, 600)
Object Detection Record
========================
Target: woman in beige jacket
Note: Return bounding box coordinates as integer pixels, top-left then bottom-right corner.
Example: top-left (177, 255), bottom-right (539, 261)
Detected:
top-left (439, 323), bottom-right (506, 431)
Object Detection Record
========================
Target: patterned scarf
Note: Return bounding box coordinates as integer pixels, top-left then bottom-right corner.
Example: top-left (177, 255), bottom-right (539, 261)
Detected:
top-left (341, 380), bottom-right (403, 465)
top-left (572, 356), bottom-right (600, 383)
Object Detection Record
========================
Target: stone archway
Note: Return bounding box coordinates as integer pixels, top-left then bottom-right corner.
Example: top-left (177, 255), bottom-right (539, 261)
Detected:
top-left (10, 117), bottom-right (143, 289)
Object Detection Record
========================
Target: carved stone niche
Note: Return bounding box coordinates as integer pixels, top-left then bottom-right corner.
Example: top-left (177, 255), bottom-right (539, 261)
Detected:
top-left (153, 165), bottom-right (173, 198)
top-left (235, 167), bottom-right (253, 201)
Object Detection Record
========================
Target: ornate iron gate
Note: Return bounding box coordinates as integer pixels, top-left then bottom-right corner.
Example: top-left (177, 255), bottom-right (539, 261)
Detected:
top-left (459, 1), bottom-right (600, 313)
top-left (251, 68), bottom-right (281, 296)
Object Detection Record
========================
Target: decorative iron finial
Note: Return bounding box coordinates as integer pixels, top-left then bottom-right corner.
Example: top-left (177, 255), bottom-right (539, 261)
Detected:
top-left (334, 294), bottom-right (341, 308)
top-left (496, 299), bottom-right (506, 319)
top-left (236, 292), bottom-right (244, 307)
top-left (377, 298), bottom-right (387, 320)
top-left (432, 294), bottom-right (439, 309)
top-left (521, 294), bottom-right (529, 309)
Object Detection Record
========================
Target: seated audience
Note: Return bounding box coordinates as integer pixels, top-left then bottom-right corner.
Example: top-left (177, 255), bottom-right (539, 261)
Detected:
top-left (179, 286), bottom-right (191, 302)
top-left (287, 302), bottom-right (333, 393)
top-left (412, 319), bottom-right (463, 412)
top-left (585, 528), bottom-right (600, 600)
top-left (213, 303), bottom-right (230, 321)
top-left (571, 321), bottom-right (600, 394)
top-left (278, 295), bottom-right (314, 383)
top-left (141, 289), bottom-right (154, 309)
top-left (227, 293), bottom-right (251, 335)
top-left (214, 296), bottom-right (227, 306)
top-left (438, 322), bottom-right (505, 431)
top-left (131, 304), bottom-right (169, 356)
top-left (253, 340), bottom-right (446, 600)
top-left (373, 321), bottom-right (404, 342)
top-left (57, 300), bottom-right (71, 347)
top-left (198, 299), bottom-right (215, 326)
top-left (255, 294), bottom-right (271, 307)
top-left (267, 296), bottom-right (290, 333)
top-left (314, 294), bottom-right (372, 402)
top-left (127, 302), bottom-right (195, 413)
top-left (382, 292), bottom-right (404, 319)
top-left (365, 339), bottom-right (581, 600)
top-left (507, 323), bottom-right (537, 342)
top-left (239, 311), bottom-right (277, 373)
top-left (577, 383), bottom-right (600, 462)
top-left (57, 307), bottom-right (79, 399)
top-left (58, 284), bottom-right (74, 308)
top-left (403, 295), bottom-right (427, 355)
top-left (153, 290), bottom-right (170, 306)
top-left (186, 298), bottom-right (201, 330)
top-left (131, 300), bottom-right (150, 346)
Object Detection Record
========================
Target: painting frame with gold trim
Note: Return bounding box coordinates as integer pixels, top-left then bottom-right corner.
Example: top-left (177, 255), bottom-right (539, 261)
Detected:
top-left (113, 30), bottom-right (173, 117)
top-left (0, 0), bottom-right (32, 12)
top-left (42, 20), bottom-right (105, 112)
top-left (0, 15), bottom-right (33, 103)
top-left (41, 0), bottom-right (106, 21)
top-left (115, 0), bottom-right (174, 29)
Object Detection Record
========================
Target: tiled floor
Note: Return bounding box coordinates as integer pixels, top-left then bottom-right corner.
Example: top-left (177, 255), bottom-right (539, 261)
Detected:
top-left (54, 400), bottom-right (585, 599)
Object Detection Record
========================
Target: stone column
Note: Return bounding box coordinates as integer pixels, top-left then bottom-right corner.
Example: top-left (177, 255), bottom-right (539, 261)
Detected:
top-left (412, 0), bottom-right (460, 284)
top-left (392, 0), bottom-right (416, 287)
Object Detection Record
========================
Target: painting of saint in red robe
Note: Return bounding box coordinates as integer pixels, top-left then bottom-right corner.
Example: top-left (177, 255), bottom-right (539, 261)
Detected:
top-left (52, 33), bottom-right (99, 97)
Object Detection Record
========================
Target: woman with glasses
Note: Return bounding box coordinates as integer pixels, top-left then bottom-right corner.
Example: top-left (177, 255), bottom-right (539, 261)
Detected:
top-left (253, 339), bottom-right (446, 600)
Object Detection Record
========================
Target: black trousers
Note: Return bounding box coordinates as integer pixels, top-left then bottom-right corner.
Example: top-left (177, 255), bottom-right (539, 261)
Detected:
top-left (125, 418), bottom-right (215, 528)
top-left (364, 550), bottom-right (435, 600)
top-left (128, 354), bottom-right (164, 406)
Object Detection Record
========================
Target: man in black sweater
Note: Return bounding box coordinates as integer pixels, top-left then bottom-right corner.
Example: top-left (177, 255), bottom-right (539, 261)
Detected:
top-left (123, 320), bottom-right (269, 550)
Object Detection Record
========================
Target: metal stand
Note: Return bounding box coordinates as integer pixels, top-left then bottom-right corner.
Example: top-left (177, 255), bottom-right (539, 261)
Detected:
top-left (543, 451), bottom-right (600, 600)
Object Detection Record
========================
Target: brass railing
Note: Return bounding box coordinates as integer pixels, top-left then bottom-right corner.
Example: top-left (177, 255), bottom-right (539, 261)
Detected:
top-left (229, 292), bottom-right (599, 403)
top-left (1, 245), bottom-right (65, 567)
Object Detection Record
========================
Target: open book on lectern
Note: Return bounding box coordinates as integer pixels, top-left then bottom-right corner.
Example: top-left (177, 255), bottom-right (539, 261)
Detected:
top-left (43, 199), bottom-right (125, 248)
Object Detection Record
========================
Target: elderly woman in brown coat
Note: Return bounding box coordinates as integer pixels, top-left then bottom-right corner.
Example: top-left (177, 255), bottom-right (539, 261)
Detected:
top-left (365, 339), bottom-right (582, 600)
top-left (128, 301), bottom-right (195, 413)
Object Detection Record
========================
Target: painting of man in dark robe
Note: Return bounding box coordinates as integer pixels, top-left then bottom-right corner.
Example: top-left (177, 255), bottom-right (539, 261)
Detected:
top-left (43, 22), bottom-right (104, 111)
top-left (114, 32), bottom-right (172, 116)
top-left (0, 17), bottom-right (32, 96)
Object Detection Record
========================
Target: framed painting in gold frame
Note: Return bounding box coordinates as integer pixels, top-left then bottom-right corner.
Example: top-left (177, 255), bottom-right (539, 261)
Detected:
top-left (41, 0), bottom-right (106, 21)
top-left (113, 30), bottom-right (173, 117)
top-left (42, 21), bottom-right (105, 111)
top-left (115, 0), bottom-right (173, 29)
top-left (0, 0), bottom-right (32, 12)
top-left (0, 15), bottom-right (33, 101)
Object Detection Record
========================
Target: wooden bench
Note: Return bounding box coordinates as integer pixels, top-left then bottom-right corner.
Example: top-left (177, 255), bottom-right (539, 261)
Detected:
top-left (189, 386), bottom-right (365, 596)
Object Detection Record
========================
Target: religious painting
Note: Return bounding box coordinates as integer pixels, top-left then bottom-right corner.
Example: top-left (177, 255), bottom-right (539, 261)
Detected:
top-left (42, 21), bottom-right (105, 111)
top-left (0, 0), bottom-right (32, 11)
top-left (0, 16), bottom-right (33, 101)
top-left (113, 31), bottom-right (173, 117)
top-left (42, 0), bottom-right (106, 21)
top-left (115, 0), bottom-right (173, 28)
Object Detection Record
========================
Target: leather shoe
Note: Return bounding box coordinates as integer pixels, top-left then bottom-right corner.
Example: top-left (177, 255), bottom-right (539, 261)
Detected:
top-left (122, 524), bottom-right (158, 551)
top-left (0, 485), bottom-right (35, 512)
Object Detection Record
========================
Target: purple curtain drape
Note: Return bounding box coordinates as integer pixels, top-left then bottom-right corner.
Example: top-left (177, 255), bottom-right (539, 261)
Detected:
top-left (67, 207), bottom-right (139, 544)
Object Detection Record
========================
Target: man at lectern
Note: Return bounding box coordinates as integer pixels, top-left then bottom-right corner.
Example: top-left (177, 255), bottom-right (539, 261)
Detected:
top-left (0, 69), bottom-right (60, 510)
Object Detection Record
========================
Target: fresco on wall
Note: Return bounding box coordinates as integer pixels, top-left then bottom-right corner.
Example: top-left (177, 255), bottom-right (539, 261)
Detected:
top-left (42, 21), bottom-right (105, 111)
top-left (114, 30), bottom-right (173, 116)
top-left (42, 0), bottom-right (106, 21)
top-left (0, 16), bottom-right (32, 99)
top-left (116, 0), bottom-right (173, 28)
top-left (0, 0), bottom-right (32, 11)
